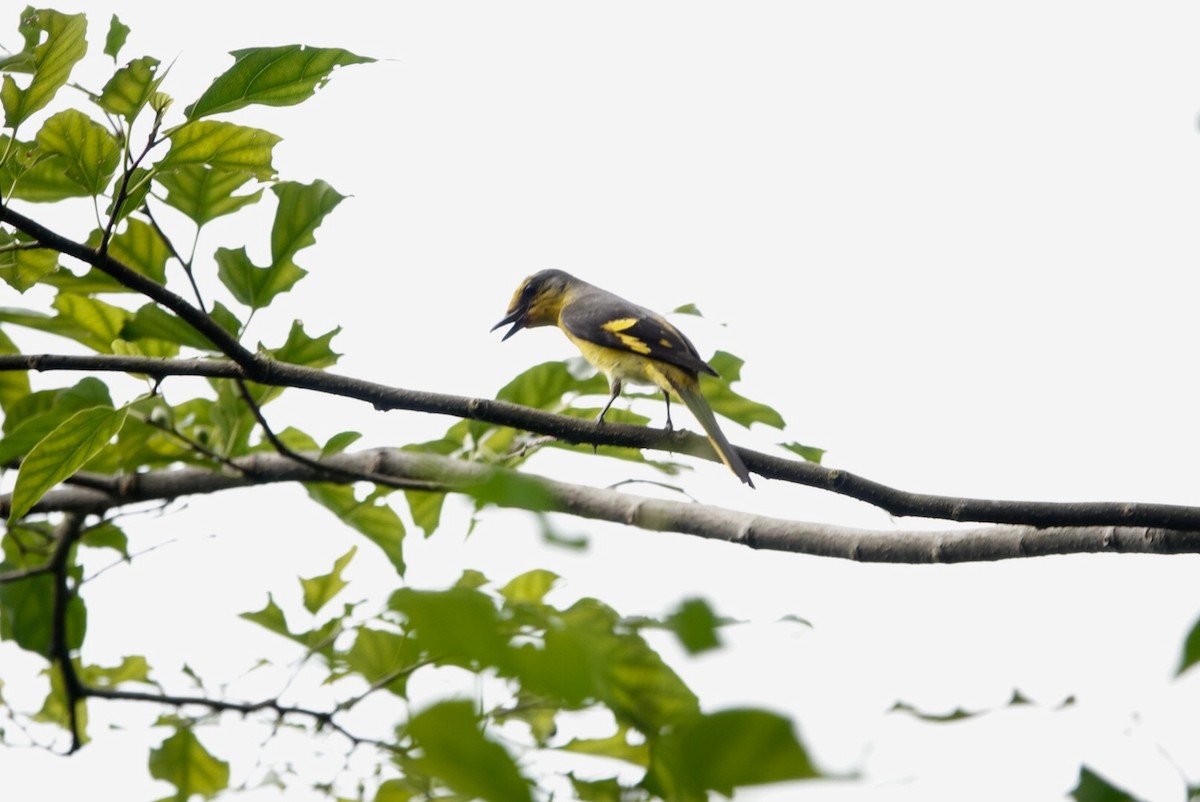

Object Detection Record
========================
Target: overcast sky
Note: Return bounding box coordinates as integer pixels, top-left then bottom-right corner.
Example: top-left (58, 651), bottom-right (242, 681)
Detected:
top-left (4, 2), bottom-right (1200, 801)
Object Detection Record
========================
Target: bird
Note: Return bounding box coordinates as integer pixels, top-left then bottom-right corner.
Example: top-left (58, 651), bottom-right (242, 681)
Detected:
top-left (492, 269), bottom-right (754, 487)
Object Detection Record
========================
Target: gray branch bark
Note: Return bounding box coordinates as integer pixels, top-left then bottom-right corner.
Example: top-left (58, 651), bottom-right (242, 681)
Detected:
top-left (2, 352), bottom-right (1200, 533)
top-left (5, 448), bottom-right (1198, 564)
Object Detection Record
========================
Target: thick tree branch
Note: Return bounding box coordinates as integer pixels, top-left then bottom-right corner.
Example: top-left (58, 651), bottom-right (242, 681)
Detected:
top-left (0, 206), bottom-right (257, 366)
top-left (47, 513), bottom-right (87, 754)
top-left (6, 449), bottom-right (1200, 563)
top-left (2, 352), bottom-right (1200, 533)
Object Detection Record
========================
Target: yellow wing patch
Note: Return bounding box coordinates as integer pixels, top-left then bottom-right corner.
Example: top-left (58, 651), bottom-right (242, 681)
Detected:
top-left (601, 317), bottom-right (652, 354)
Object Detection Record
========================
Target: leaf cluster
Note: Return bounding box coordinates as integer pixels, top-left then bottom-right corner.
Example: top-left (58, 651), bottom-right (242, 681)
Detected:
top-left (240, 565), bottom-right (818, 801)
top-left (0, 9), bottom-right (819, 802)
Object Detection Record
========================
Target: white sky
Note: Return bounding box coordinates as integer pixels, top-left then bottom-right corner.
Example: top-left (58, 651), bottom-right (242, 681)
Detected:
top-left (3, 2), bottom-right (1200, 801)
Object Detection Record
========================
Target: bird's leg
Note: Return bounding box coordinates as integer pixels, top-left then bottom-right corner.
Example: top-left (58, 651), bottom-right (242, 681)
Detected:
top-left (662, 390), bottom-right (674, 432)
top-left (597, 377), bottom-right (622, 424)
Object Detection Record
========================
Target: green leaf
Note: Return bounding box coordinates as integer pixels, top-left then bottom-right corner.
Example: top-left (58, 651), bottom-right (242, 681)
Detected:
top-left (495, 693), bottom-right (558, 746)
top-left (779, 441), bottom-right (825, 464)
top-left (300, 546), bottom-right (356, 614)
top-left (374, 779), bottom-right (418, 802)
top-left (0, 8), bottom-right (88, 129)
top-left (157, 165), bottom-right (263, 226)
top-left (9, 405), bottom-right (128, 522)
top-left (0, 135), bottom-right (90, 201)
top-left (700, 351), bottom-right (785, 430)
top-left (499, 569), bottom-right (559, 605)
top-left (561, 729), bottom-right (649, 768)
top-left (80, 655), bottom-right (151, 689)
top-left (889, 699), bottom-right (978, 723)
top-left (8, 403), bottom-right (127, 523)
top-left (271, 178), bottom-right (344, 261)
top-left (1071, 765), bottom-right (1140, 802)
top-left (646, 709), bottom-right (819, 800)
top-left (389, 587), bottom-right (509, 669)
top-left (0, 384), bottom-right (120, 464)
top-left (511, 598), bottom-right (699, 732)
top-left (467, 469), bottom-right (558, 513)
top-left (404, 489), bottom-right (445, 538)
top-left (160, 120), bottom-right (280, 180)
top-left (89, 218), bottom-right (170, 285)
top-left (269, 320), bottom-right (341, 367)
top-left (186, 45), bottom-right (375, 119)
top-left (456, 569), bottom-right (490, 590)
top-left (406, 700), bottom-right (533, 802)
top-left (240, 594), bottom-right (297, 643)
top-left (81, 521), bottom-right (129, 558)
top-left (97, 56), bottom-right (163, 122)
top-left (0, 8), bottom-right (41, 73)
top-left (215, 246), bottom-right (303, 311)
top-left (0, 228), bottom-right (57, 291)
top-left (664, 598), bottom-right (721, 655)
top-left (321, 431), bottom-right (361, 457)
top-left (496, 360), bottom-right (606, 411)
top-left (209, 302), bottom-right (244, 338)
top-left (34, 661), bottom-right (89, 742)
top-left (344, 627), bottom-right (417, 696)
top-left (103, 14), bottom-right (130, 61)
top-left (1177, 615), bottom-right (1200, 676)
top-left (149, 727), bottom-right (230, 801)
top-left (111, 336), bottom-right (178, 361)
top-left (569, 775), bottom-right (643, 802)
top-left (0, 328), bottom-right (30, 412)
top-left (121, 303), bottom-right (217, 350)
top-left (51, 292), bottom-right (130, 352)
top-left (33, 110), bottom-right (119, 195)
top-left (306, 483), bottom-right (405, 575)
top-left (0, 306), bottom-right (92, 347)
top-left (0, 572), bottom-right (85, 656)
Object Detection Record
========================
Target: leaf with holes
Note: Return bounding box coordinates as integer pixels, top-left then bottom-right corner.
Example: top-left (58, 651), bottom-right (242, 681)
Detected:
top-left (98, 55), bottom-right (164, 123)
top-left (186, 44), bottom-right (374, 118)
top-left (0, 9), bottom-right (87, 129)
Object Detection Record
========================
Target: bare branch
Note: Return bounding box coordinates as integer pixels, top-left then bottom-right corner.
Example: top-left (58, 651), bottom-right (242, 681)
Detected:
top-left (2, 351), bottom-right (1200, 533)
top-left (79, 686), bottom-right (400, 753)
top-left (5, 449), bottom-right (1200, 563)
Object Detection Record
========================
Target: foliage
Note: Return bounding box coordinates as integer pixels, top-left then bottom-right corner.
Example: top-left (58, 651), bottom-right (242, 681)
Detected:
top-left (0, 9), bottom-right (815, 801)
top-left (4, 9), bottom-right (1196, 802)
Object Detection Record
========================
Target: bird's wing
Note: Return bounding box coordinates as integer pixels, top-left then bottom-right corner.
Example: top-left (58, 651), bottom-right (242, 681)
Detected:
top-left (559, 287), bottom-right (718, 377)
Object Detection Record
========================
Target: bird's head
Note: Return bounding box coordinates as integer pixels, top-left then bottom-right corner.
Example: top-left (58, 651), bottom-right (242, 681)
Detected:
top-left (491, 269), bottom-right (577, 341)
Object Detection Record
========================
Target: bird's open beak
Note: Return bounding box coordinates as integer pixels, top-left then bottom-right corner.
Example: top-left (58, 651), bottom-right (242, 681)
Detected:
top-left (491, 305), bottom-right (527, 341)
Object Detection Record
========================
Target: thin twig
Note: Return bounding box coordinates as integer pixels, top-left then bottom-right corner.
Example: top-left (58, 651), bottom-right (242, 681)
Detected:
top-left (234, 378), bottom-right (444, 493)
top-left (78, 685), bottom-right (401, 753)
top-left (99, 109), bottom-right (165, 254)
top-left (141, 202), bottom-right (205, 311)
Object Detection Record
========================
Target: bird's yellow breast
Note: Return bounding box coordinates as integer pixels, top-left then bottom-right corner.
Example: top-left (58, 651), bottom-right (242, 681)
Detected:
top-left (563, 330), bottom-right (680, 395)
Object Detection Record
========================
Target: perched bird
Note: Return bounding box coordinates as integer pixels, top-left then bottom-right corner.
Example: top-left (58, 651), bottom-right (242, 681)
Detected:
top-left (492, 269), bottom-right (754, 487)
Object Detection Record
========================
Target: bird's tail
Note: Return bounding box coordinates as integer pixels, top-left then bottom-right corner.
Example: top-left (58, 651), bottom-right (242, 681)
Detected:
top-left (669, 376), bottom-right (755, 488)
